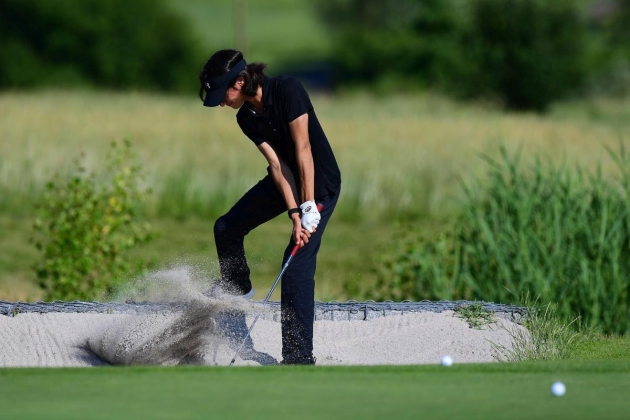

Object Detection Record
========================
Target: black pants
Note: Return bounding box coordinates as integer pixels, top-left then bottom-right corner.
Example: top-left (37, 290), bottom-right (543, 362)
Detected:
top-left (214, 175), bottom-right (339, 362)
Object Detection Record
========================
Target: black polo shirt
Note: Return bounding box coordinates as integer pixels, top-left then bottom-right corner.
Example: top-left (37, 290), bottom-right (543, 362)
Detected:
top-left (236, 76), bottom-right (341, 200)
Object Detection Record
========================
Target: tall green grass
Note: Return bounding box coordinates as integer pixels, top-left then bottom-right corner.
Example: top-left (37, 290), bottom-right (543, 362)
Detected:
top-left (1, 91), bottom-right (627, 224)
top-left (492, 297), bottom-right (581, 362)
top-left (1, 91), bottom-right (629, 302)
top-left (369, 143), bottom-right (630, 334)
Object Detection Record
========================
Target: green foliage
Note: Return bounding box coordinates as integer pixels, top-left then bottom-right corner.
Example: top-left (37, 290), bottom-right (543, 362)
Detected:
top-left (362, 143), bottom-right (630, 334)
top-left (315, 0), bottom-right (595, 110)
top-left (492, 297), bottom-right (581, 362)
top-left (466, 0), bottom-right (589, 111)
top-left (606, 0), bottom-right (630, 48)
top-left (32, 139), bottom-right (154, 301)
top-left (315, 0), bottom-right (471, 94)
top-left (572, 331), bottom-right (630, 360)
top-left (453, 302), bottom-right (496, 329)
top-left (0, 0), bottom-right (201, 92)
top-left (586, 0), bottom-right (630, 97)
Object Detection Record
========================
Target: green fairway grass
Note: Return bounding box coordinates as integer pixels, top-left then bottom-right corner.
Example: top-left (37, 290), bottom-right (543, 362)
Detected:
top-left (573, 334), bottom-right (630, 361)
top-left (0, 361), bottom-right (628, 419)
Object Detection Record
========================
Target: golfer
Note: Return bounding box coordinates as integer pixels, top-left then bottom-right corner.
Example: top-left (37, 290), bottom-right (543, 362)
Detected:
top-left (198, 49), bottom-right (341, 365)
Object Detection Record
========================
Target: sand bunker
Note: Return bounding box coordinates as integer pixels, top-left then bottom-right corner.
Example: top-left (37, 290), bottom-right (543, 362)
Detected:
top-left (0, 307), bottom-right (524, 367)
top-left (0, 267), bottom-right (527, 367)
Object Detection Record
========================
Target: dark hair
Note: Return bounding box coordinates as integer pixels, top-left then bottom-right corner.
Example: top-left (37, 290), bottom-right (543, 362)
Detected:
top-left (198, 49), bottom-right (268, 101)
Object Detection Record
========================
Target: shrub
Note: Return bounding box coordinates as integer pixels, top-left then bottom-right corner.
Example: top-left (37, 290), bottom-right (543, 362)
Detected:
top-left (314, 0), bottom-right (472, 94)
top-left (361, 143), bottom-right (630, 335)
top-left (466, 0), bottom-right (589, 111)
top-left (0, 0), bottom-right (200, 91)
top-left (315, 0), bottom-right (591, 110)
top-left (32, 139), bottom-right (154, 301)
top-left (586, 0), bottom-right (630, 97)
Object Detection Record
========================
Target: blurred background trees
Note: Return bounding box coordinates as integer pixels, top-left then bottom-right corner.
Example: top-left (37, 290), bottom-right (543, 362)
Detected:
top-left (316, 0), bottom-right (628, 111)
top-left (0, 0), bottom-right (629, 110)
top-left (0, 0), bottom-right (201, 91)
top-left (464, 0), bottom-right (588, 111)
top-left (315, 0), bottom-right (471, 96)
top-left (587, 0), bottom-right (630, 97)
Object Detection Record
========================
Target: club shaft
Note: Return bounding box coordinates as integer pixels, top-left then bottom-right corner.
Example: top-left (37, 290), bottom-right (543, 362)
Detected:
top-left (228, 203), bottom-right (322, 366)
top-left (228, 255), bottom-right (294, 366)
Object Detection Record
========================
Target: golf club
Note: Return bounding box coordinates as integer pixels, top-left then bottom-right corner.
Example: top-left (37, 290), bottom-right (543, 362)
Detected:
top-left (228, 203), bottom-right (323, 367)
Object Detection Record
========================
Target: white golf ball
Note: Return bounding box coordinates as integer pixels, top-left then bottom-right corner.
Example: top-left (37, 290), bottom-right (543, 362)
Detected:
top-left (441, 355), bottom-right (453, 366)
top-left (551, 381), bottom-right (566, 397)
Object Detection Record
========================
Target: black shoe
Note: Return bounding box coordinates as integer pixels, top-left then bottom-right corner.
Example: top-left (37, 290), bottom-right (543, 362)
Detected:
top-left (280, 355), bottom-right (316, 365)
top-left (203, 280), bottom-right (254, 299)
top-left (216, 309), bottom-right (279, 366)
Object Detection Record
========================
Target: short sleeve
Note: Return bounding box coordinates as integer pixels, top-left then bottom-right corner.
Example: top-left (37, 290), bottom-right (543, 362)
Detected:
top-left (236, 111), bottom-right (265, 146)
top-left (278, 77), bottom-right (313, 122)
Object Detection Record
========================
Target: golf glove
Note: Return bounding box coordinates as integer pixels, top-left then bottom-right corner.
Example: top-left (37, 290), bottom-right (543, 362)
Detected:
top-left (300, 201), bottom-right (321, 233)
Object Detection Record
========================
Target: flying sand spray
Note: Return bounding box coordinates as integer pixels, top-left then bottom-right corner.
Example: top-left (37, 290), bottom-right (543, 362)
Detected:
top-left (87, 205), bottom-right (322, 366)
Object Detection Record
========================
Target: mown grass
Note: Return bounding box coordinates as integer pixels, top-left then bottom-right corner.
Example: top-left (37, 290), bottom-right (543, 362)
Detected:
top-left (573, 334), bottom-right (630, 360)
top-left (0, 216), bottom-right (41, 301)
top-left (0, 214), bottom-right (394, 302)
top-left (0, 361), bottom-right (629, 420)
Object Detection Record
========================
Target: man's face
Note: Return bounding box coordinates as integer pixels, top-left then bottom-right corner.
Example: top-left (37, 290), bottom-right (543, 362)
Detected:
top-left (220, 78), bottom-right (245, 109)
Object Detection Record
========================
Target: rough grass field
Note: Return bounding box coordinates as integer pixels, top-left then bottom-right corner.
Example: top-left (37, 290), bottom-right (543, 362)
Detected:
top-left (1, 361), bottom-right (629, 419)
top-left (1, 91), bottom-right (629, 301)
top-left (2, 91), bottom-right (629, 221)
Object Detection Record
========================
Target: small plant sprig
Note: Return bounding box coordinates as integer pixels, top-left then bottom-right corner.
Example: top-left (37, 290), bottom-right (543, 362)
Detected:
top-left (32, 138), bottom-right (154, 301)
top-left (454, 302), bottom-right (496, 329)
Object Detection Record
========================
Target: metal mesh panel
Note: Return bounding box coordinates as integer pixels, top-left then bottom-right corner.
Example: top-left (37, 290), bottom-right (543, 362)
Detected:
top-left (0, 299), bottom-right (527, 322)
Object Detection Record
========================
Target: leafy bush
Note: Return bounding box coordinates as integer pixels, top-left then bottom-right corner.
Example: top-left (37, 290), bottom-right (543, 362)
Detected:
top-left (32, 139), bottom-right (154, 301)
top-left (586, 0), bottom-right (630, 97)
top-left (359, 143), bottom-right (630, 334)
top-left (465, 0), bottom-right (589, 111)
top-left (0, 0), bottom-right (200, 91)
top-left (315, 0), bottom-right (592, 110)
top-left (314, 0), bottom-right (472, 94)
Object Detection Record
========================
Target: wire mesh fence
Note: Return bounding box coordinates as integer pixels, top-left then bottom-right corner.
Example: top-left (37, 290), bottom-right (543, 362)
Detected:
top-left (0, 299), bottom-right (527, 322)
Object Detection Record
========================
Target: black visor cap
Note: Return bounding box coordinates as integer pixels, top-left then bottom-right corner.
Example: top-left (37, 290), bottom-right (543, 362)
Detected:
top-left (202, 59), bottom-right (247, 107)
